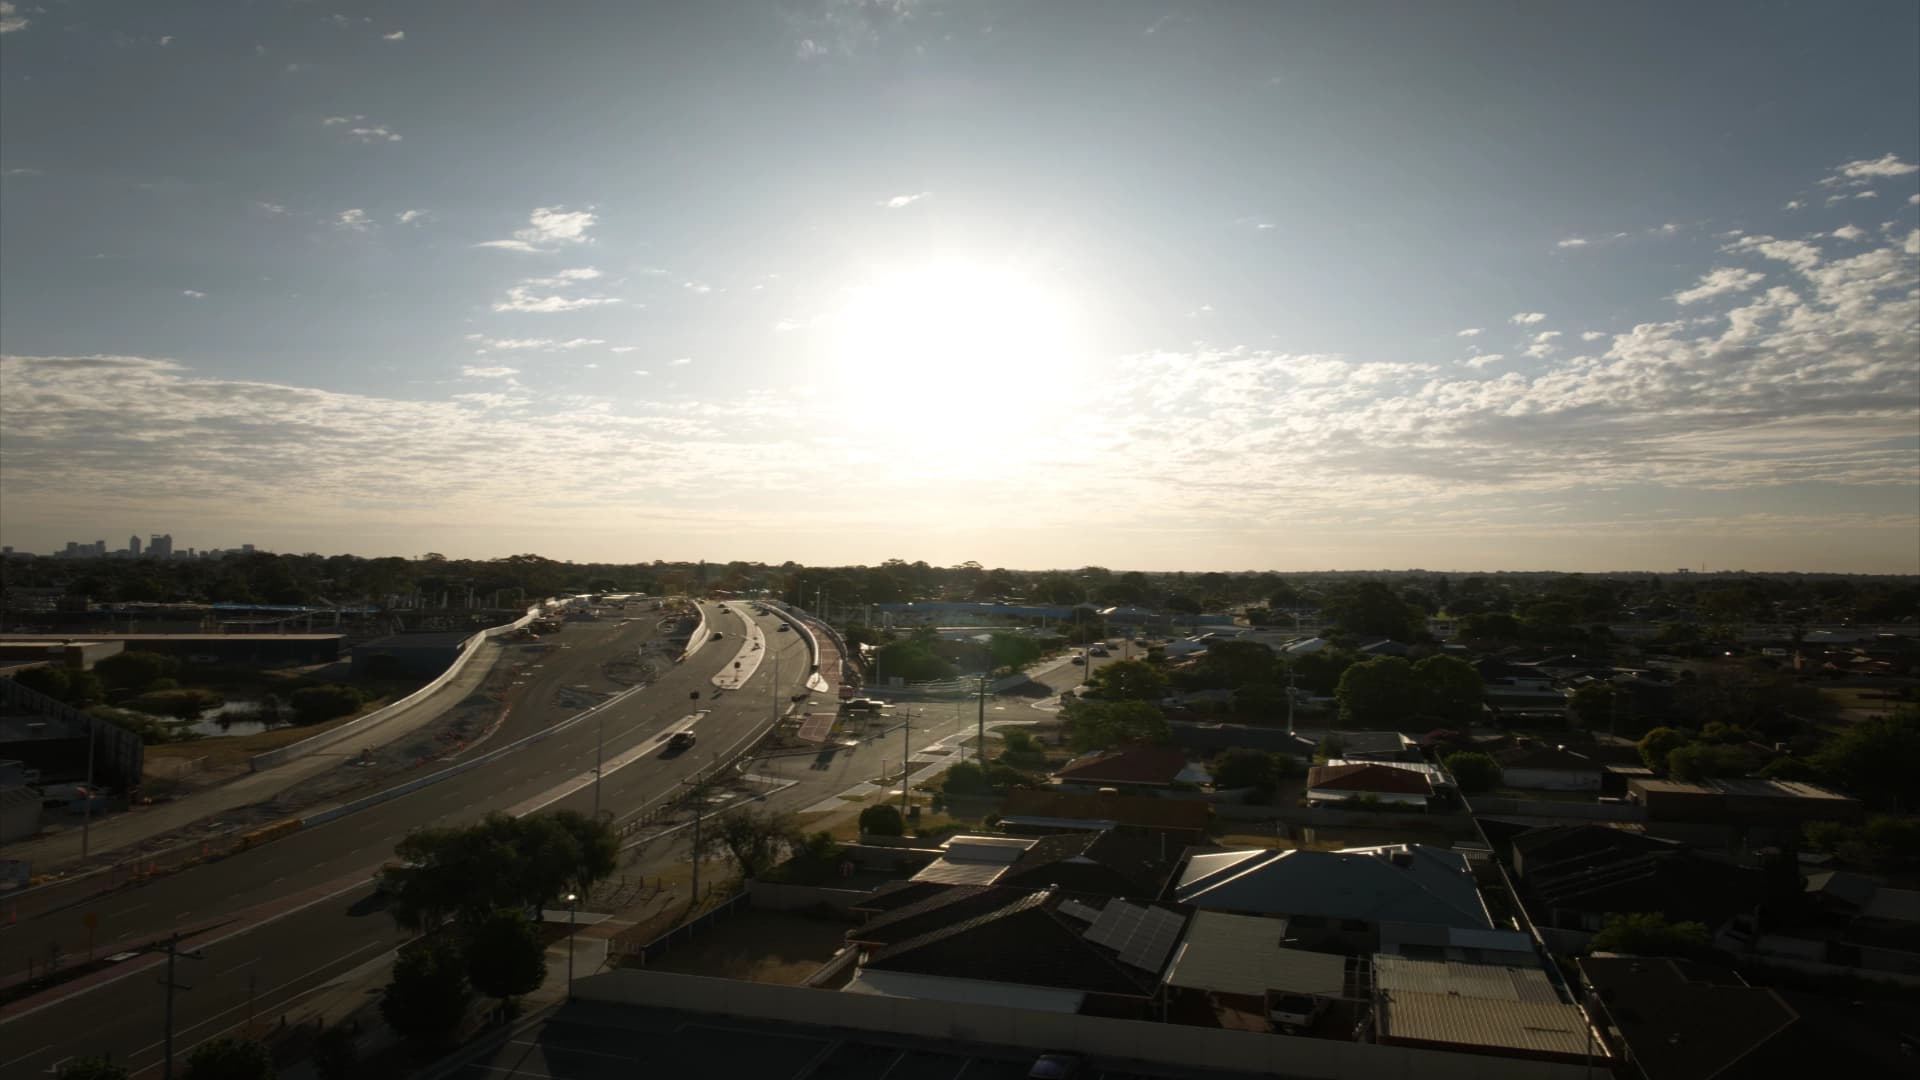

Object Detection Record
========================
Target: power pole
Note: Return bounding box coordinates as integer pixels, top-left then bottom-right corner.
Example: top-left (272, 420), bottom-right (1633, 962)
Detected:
top-left (901, 711), bottom-right (911, 819)
top-left (158, 931), bottom-right (203, 1080)
top-left (1287, 667), bottom-right (1297, 738)
top-left (592, 706), bottom-right (605, 820)
top-left (81, 711), bottom-right (96, 857)
top-left (977, 675), bottom-right (987, 767)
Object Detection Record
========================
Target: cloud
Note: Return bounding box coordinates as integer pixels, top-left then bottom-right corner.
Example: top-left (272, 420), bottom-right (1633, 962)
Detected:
top-left (180, 290), bottom-right (206, 299)
top-left (1821, 153), bottom-right (1918, 186)
top-left (1651, 223), bottom-right (1681, 235)
top-left (2, 167), bottom-right (39, 176)
top-left (879, 192), bottom-right (930, 209)
top-left (683, 281), bottom-right (714, 294)
top-left (0, 2), bottom-right (29, 34)
top-left (1463, 353), bottom-right (1506, 369)
top-left (396, 209), bottom-right (427, 225)
top-left (1555, 237), bottom-right (1588, 249)
top-left (334, 208), bottom-right (373, 231)
top-left (1856, 191), bottom-right (1878, 200)
top-left (1672, 266), bottom-right (1766, 305)
top-left (252, 201), bottom-right (291, 215)
top-left (322, 115), bottom-right (400, 142)
top-left (1722, 234), bottom-right (1821, 272)
top-left (1456, 328), bottom-right (1483, 337)
top-left (1254, 223), bottom-right (1277, 231)
top-left (610, 346), bottom-right (638, 354)
top-left (478, 207), bottom-right (597, 253)
top-left (633, 370), bottom-right (650, 376)
top-left (672, 357), bottom-right (692, 365)
top-left (1832, 225), bottom-right (1866, 241)
top-left (490, 275), bottom-right (621, 314)
top-left (1509, 312), bottom-right (1547, 325)
top-left (382, 31), bottom-right (405, 42)
top-left (1580, 331), bottom-right (1607, 342)
top-left (1524, 333), bottom-right (1560, 359)
top-left (462, 365), bottom-right (518, 378)
top-left (1911, 194), bottom-right (1920, 205)
top-left (1783, 200), bottom-right (1804, 210)
top-left (159, 35), bottom-right (173, 47)
top-left (470, 336), bottom-right (607, 352)
top-left (1533, 331), bottom-right (1562, 343)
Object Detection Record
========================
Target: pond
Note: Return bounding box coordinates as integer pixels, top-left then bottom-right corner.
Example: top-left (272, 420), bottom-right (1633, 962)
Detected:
top-left (164, 699), bottom-right (298, 738)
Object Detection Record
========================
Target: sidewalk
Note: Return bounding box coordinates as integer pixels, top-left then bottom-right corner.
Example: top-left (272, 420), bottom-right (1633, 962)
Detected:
top-left (4, 637), bottom-right (509, 875)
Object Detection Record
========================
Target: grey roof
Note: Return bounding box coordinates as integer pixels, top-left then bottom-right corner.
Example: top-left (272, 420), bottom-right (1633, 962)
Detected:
top-left (1377, 990), bottom-right (1593, 1059)
top-left (1174, 844), bottom-right (1492, 930)
top-left (1805, 870), bottom-right (1880, 908)
top-left (1372, 955), bottom-right (1564, 1004)
top-left (1162, 911), bottom-right (1348, 997)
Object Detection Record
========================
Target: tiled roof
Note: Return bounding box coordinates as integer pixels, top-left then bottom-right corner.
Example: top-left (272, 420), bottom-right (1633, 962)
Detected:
top-left (997, 829), bottom-right (1182, 899)
top-left (1053, 744), bottom-right (1190, 785)
top-left (1306, 762), bottom-right (1434, 796)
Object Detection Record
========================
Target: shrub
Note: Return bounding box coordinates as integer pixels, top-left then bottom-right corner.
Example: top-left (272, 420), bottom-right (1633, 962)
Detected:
top-left (126, 688), bottom-right (225, 718)
top-left (290, 684), bottom-right (363, 724)
top-left (1442, 751), bottom-right (1502, 793)
top-left (859, 804), bottom-right (905, 837)
top-left (93, 650), bottom-right (181, 692)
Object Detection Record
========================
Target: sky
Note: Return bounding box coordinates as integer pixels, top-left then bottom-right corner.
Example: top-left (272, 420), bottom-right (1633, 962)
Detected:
top-left (1, 1), bottom-right (1917, 574)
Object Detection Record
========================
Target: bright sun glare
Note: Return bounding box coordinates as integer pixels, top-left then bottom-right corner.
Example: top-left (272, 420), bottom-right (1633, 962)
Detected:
top-left (830, 259), bottom-right (1084, 424)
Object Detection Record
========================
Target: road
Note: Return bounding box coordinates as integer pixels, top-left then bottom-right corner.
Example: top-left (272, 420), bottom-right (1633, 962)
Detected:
top-left (0, 600), bottom-right (814, 1077)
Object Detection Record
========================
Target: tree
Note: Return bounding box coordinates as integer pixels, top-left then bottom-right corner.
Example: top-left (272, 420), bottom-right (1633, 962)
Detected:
top-left (1803, 815), bottom-right (1920, 873)
top-left (1587, 912), bottom-right (1711, 958)
top-left (1321, 581), bottom-right (1425, 640)
top-left (289, 684), bottom-right (362, 725)
top-left (381, 936), bottom-right (472, 1045)
top-left (1455, 612), bottom-right (1524, 642)
top-left (858, 804), bottom-right (904, 836)
top-left (1442, 751), bottom-right (1502, 793)
top-left (180, 1037), bottom-right (275, 1080)
top-left (1187, 640), bottom-right (1280, 689)
top-left (310, 1025), bottom-right (357, 1080)
top-left (702, 807), bottom-right (802, 880)
top-left (1211, 749), bottom-right (1279, 793)
top-left (57, 1059), bottom-right (130, 1080)
top-left (1567, 683), bottom-right (1626, 733)
top-left (1413, 654), bottom-right (1484, 727)
top-left (1086, 659), bottom-right (1168, 702)
top-left (464, 909), bottom-right (547, 1006)
top-left (1812, 708), bottom-right (1920, 810)
top-left (1638, 727), bottom-right (1691, 774)
top-left (546, 810), bottom-right (618, 901)
top-left (1335, 656), bottom-right (1422, 728)
top-left (1667, 742), bottom-right (1765, 782)
top-left (987, 631), bottom-right (1042, 674)
top-left (872, 638), bottom-right (956, 682)
top-left (10, 664), bottom-right (73, 702)
top-left (1067, 699), bottom-right (1170, 751)
top-left (93, 650), bottom-right (180, 692)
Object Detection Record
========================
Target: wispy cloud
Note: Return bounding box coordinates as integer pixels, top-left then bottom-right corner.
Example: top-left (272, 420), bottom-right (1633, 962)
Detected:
top-left (1456, 328), bottom-right (1483, 337)
top-left (461, 365), bottom-right (518, 378)
top-left (1672, 266), bottom-right (1767, 305)
top-left (396, 209), bottom-right (427, 225)
top-left (1831, 225), bottom-right (1867, 241)
top-left (382, 30), bottom-right (406, 42)
top-left (0, 2), bottom-right (29, 34)
top-left (1783, 200), bottom-right (1804, 210)
top-left (490, 268), bottom-right (620, 314)
top-left (321, 115), bottom-right (401, 143)
top-left (1580, 331), bottom-right (1607, 342)
top-left (252, 201), bottom-right (291, 215)
top-left (671, 357), bottom-right (692, 366)
top-left (334, 208), bottom-right (373, 232)
top-left (159, 35), bottom-right (173, 47)
top-left (1555, 237), bottom-right (1588, 249)
top-left (468, 334), bottom-right (608, 352)
top-left (180, 289), bottom-right (206, 300)
top-left (879, 192), bottom-right (930, 209)
top-left (1509, 312), bottom-right (1547, 325)
top-left (477, 207), bottom-right (597, 253)
top-left (1819, 153), bottom-right (1918, 186)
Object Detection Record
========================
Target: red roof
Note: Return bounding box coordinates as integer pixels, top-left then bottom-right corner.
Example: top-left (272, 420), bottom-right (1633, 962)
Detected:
top-left (1307, 762), bottom-right (1434, 796)
top-left (1053, 745), bottom-right (1190, 786)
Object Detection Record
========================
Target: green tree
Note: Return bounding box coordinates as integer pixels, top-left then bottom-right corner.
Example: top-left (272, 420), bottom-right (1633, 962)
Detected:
top-left (1187, 640), bottom-right (1280, 689)
top-left (57, 1059), bottom-right (131, 1080)
top-left (1067, 699), bottom-right (1171, 751)
top-left (858, 804), bottom-right (905, 836)
top-left (310, 1026), bottom-right (357, 1080)
top-left (873, 638), bottom-right (956, 682)
top-left (1567, 683), bottom-right (1626, 732)
top-left (987, 631), bottom-right (1042, 673)
top-left (92, 650), bottom-right (181, 692)
top-left (1587, 912), bottom-right (1711, 958)
top-left (546, 810), bottom-right (619, 901)
top-left (1803, 815), bottom-right (1920, 873)
top-left (1455, 612), bottom-right (1524, 642)
top-left (1414, 654), bottom-right (1484, 727)
top-left (1336, 656), bottom-right (1423, 728)
top-left (1441, 751), bottom-right (1502, 793)
top-left (1812, 709), bottom-right (1920, 810)
top-left (289, 684), bottom-right (362, 725)
top-left (1638, 727), bottom-right (1691, 774)
top-left (701, 807), bottom-right (802, 879)
top-left (1211, 749), bottom-right (1280, 793)
top-left (1667, 742), bottom-right (1765, 782)
top-left (1321, 581), bottom-right (1425, 640)
top-left (381, 936), bottom-right (472, 1046)
top-left (1087, 659), bottom-right (1169, 702)
top-left (464, 909), bottom-right (547, 1006)
top-left (10, 664), bottom-right (73, 701)
top-left (180, 1037), bottom-right (275, 1080)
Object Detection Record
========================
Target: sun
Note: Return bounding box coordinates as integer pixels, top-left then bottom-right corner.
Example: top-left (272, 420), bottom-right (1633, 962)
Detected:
top-left (828, 259), bottom-right (1084, 422)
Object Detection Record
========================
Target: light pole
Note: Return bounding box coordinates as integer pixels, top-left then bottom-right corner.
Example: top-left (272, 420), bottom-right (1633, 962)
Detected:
top-left (977, 674), bottom-right (987, 767)
top-left (591, 707), bottom-right (605, 820)
top-left (158, 931), bottom-right (203, 1080)
top-left (81, 710), bottom-right (96, 858)
top-left (563, 893), bottom-right (578, 1000)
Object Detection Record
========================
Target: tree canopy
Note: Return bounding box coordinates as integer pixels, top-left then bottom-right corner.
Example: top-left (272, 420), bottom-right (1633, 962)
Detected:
top-left (384, 811), bottom-right (617, 932)
top-left (1086, 659), bottom-right (1169, 702)
top-left (1587, 912), bottom-right (1711, 958)
top-left (1066, 699), bottom-right (1171, 752)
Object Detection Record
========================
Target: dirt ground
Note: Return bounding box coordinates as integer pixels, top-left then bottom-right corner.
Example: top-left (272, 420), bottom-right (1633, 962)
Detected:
top-left (640, 909), bottom-right (850, 984)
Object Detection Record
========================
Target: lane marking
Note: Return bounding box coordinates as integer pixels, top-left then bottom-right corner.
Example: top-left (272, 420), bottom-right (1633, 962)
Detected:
top-left (126, 938), bottom-right (390, 1061)
top-left (0, 1045), bottom-right (49, 1071)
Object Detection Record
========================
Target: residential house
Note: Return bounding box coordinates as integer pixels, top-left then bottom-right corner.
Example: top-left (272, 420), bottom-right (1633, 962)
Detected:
top-left (1625, 777), bottom-right (1861, 829)
top-left (1372, 954), bottom-right (1597, 1067)
top-left (905, 831), bottom-right (1183, 898)
top-left (1323, 730), bottom-right (1423, 762)
top-left (1305, 761), bottom-right (1434, 809)
top-left (1051, 745), bottom-right (1202, 792)
top-left (1493, 743), bottom-right (1605, 791)
top-left (1172, 844), bottom-right (1494, 952)
top-left (1507, 825), bottom-right (1768, 947)
top-left (1160, 910), bottom-right (1361, 1035)
top-left (997, 788), bottom-right (1211, 842)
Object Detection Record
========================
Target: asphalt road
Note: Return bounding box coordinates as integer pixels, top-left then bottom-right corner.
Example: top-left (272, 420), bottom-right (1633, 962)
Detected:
top-left (0, 600), bottom-right (814, 1077)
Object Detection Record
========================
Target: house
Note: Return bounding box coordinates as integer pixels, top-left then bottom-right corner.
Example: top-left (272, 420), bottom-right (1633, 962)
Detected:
top-left (1372, 954), bottom-right (1597, 1066)
top-left (1625, 777), bottom-right (1861, 827)
top-left (1051, 745), bottom-right (1200, 791)
top-left (905, 831), bottom-right (1183, 898)
top-left (1173, 844), bottom-right (1493, 951)
top-left (842, 885), bottom-right (1188, 1018)
top-left (1578, 956), bottom-right (1920, 1080)
top-left (1160, 910), bottom-right (1359, 1034)
top-left (1493, 743), bottom-right (1604, 791)
top-left (1508, 825), bottom-right (1767, 943)
top-left (1305, 761), bottom-right (1433, 808)
top-left (1322, 730), bottom-right (1423, 762)
top-left (997, 788), bottom-right (1211, 841)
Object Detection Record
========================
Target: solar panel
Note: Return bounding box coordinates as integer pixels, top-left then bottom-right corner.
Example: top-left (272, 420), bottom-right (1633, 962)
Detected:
top-left (1084, 900), bottom-right (1184, 972)
top-left (1084, 899), bottom-right (1148, 949)
top-left (1056, 899), bottom-right (1104, 924)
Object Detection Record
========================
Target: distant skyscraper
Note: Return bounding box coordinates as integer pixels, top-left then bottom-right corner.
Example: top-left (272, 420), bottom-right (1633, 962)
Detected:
top-left (130, 534), bottom-right (142, 556)
top-left (93, 540), bottom-right (107, 556)
top-left (149, 533), bottom-right (173, 559)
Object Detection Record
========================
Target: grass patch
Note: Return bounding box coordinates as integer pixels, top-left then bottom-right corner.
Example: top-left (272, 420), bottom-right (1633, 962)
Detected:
top-left (643, 909), bottom-right (848, 984)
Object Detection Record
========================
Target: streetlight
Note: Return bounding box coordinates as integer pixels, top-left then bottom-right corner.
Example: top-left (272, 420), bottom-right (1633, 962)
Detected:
top-left (563, 892), bottom-right (579, 1000)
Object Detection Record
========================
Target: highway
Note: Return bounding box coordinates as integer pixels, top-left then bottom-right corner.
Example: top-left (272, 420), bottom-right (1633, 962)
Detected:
top-left (0, 600), bottom-right (813, 1077)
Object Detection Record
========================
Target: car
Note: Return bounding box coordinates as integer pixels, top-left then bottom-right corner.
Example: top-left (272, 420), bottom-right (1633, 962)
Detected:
top-left (1027, 1054), bottom-right (1085, 1080)
top-left (711, 631), bottom-right (723, 639)
top-left (776, 624), bottom-right (790, 632)
top-left (1070, 655), bottom-right (1085, 665)
top-left (668, 730), bottom-right (697, 750)
top-left (1088, 645), bottom-right (1108, 657)
top-left (791, 690), bottom-right (810, 701)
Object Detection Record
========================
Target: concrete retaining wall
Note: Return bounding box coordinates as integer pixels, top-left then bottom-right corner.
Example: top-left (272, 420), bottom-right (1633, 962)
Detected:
top-left (573, 970), bottom-right (1599, 1080)
top-left (249, 603), bottom-right (545, 772)
top-left (680, 601), bottom-right (712, 661)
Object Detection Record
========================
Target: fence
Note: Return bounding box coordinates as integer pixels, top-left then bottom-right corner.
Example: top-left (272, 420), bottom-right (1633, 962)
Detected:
top-left (746, 879), bottom-right (875, 912)
top-left (0, 677), bottom-right (145, 789)
top-left (616, 890), bottom-right (751, 964)
top-left (247, 602), bottom-right (546, 772)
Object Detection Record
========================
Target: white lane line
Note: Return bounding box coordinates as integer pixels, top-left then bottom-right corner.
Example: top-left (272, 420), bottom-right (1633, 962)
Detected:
top-left (126, 938), bottom-right (389, 1059)
top-left (0, 1045), bottom-right (49, 1071)
top-left (215, 959), bottom-right (255, 977)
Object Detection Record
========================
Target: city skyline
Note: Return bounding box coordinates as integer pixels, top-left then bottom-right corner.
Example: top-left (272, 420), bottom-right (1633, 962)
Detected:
top-left (2, 2), bottom-right (1917, 573)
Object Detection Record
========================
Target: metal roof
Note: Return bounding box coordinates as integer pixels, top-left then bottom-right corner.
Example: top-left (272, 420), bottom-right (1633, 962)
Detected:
top-left (1162, 912), bottom-right (1347, 998)
top-left (1377, 989), bottom-right (1593, 1058)
top-left (1372, 955), bottom-right (1564, 1004)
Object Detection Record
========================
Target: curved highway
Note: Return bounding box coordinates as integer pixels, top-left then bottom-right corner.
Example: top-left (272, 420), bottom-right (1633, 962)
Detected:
top-left (0, 600), bottom-right (813, 1076)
